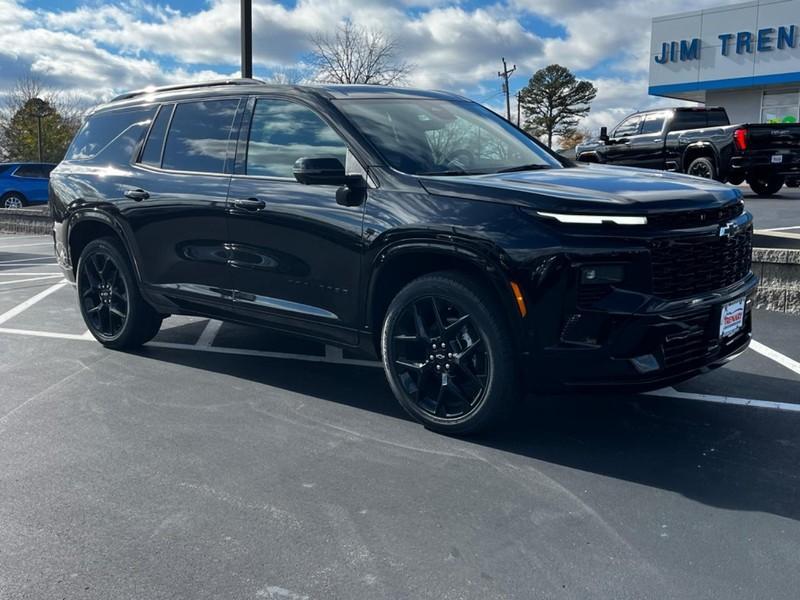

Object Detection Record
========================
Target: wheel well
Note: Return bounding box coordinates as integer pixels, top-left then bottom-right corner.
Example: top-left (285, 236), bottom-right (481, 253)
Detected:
top-left (1, 190), bottom-right (26, 200)
top-left (68, 220), bottom-right (123, 275)
top-left (576, 153), bottom-right (599, 163)
top-left (368, 251), bottom-right (519, 351)
top-left (683, 146), bottom-right (716, 171)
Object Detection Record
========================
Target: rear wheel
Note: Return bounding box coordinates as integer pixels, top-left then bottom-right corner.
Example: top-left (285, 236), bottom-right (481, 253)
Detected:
top-left (77, 237), bottom-right (162, 349)
top-left (687, 157), bottom-right (717, 180)
top-left (748, 175), bottom-right (785, 197)
top-left (381, 272), bottom-right (517, 435)
top-left (2, 193), bottom-right (26, 209)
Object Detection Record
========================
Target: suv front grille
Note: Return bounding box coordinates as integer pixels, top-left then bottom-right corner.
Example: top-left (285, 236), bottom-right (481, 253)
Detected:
top-left (647, 202), bottom-right (743, 229)
top-left (650, 225), bottom-right (752, 299)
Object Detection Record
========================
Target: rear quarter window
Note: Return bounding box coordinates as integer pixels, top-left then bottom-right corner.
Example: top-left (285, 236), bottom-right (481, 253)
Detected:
top-left (66, 106), bottom-right (157, 162)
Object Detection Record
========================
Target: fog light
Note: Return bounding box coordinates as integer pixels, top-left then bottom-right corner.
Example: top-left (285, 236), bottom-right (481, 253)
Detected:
top-left (631, 354), bottom-right (660, 373)
top-left (581, 264), bottom-right (624, 284)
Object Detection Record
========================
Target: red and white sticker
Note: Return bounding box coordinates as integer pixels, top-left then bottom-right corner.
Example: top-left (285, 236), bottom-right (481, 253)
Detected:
top-left (720, 297), bottom-right (745, 338)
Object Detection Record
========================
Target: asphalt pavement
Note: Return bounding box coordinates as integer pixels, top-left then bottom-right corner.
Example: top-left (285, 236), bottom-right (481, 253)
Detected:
top-left (1, 233), bottom-right (799, 600)
top-left (742, 185), bottom-right (800, 231)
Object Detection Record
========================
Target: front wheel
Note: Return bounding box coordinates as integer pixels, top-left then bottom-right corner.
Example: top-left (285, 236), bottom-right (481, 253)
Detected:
top-left (381, 272), bottom-right (517, 435)
top-left (77, 237), bottom-right (162, 349)
top-left (748, 175), bottom-right (785, 197)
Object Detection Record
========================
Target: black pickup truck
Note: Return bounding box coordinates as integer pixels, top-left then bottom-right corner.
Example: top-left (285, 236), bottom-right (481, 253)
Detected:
top-left (575, 107), bottom-right (800, 197)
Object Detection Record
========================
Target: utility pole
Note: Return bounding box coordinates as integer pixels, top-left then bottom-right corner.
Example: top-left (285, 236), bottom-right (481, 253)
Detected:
top-left (497, 57), bottom-right (516, 122)
top-left (517, 90), bottom-right (521, 127)
top-left (241, 0), bottom-right (253, 79)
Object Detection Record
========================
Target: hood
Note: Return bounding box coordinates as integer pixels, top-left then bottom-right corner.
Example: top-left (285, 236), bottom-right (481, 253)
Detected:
top-left (419, 164), bottom-right (742, 215)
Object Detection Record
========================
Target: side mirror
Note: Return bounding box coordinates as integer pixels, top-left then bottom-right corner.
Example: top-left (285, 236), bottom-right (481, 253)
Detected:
top-left (599, 126), bottom-right (609, 143)
top-left (292, 157), bottom-right (346, 185)
top-left (336, 175), bottom-right (367, 207)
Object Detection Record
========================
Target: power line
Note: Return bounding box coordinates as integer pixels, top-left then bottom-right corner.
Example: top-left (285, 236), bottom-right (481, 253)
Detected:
top-left (497, 57), bottom-right (516, 122)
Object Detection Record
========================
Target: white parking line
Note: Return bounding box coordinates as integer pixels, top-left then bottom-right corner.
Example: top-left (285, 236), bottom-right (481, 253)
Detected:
top-left (0, 242), bottom-right (53, 249)
top-left (759, 225), bottom-right (800, 232)
top-left (0, 275), bottom-right (64, 286)
top-left (750, 340), bottom-right (800, 377)
top-left (0, 272), bottom-right (62, 276)
top-left (646, 387), bottom-right (800, 412)
top-left (0, 282), bottom-right (67, 326)
top-left (196, 319), bottom-right (223, 346)
top-left (0, 235), bottom-right (49, 242)
top-left (0, 257), bottom-right (57, 265)
top-left (0, 327), bottom-right (90, 341)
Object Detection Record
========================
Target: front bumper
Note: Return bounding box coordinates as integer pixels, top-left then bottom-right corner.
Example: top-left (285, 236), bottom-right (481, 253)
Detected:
top-left (528, 273), bottom-right (757, 392)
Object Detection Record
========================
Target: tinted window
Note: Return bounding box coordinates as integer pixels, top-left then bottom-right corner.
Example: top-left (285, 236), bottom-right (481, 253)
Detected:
top-left (641, 114), bottom-right (665, 134)
top-left (706, 109), bottom-right (730, 127)
top-left (613, 115), bottom-right (641, 137)
top-left (671, 111), bottom-right (708, 131)
top-left (67, 107), bottom-right (155, 161)
top-left (13, 165), bottom-right (44, 178)
top-left (162, 99), bottom-right (239, 173)
top-left (140, 104), bottom-right (174, 167)
top-left (246, 99), bottom-right (347, 178)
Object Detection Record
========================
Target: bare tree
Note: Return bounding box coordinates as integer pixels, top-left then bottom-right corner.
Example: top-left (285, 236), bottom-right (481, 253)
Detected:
top-left (0, 76), bottom-right (86, 162)
top-left (308, 21), bottom-right (412, 86)
top-left (264, 66), bottom-right (310, 85)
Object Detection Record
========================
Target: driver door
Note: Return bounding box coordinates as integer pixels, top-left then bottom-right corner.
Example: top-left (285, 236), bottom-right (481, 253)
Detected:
top-left (604, 115), bottom-right (642, 165)
top-left (225, 96), bottom-right (366, 345)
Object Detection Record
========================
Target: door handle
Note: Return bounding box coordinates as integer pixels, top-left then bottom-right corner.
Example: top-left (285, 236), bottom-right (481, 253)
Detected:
top-left (124, 188), bottom-right (150, 201)
top-left (232, 198), bottom-right (266, 210)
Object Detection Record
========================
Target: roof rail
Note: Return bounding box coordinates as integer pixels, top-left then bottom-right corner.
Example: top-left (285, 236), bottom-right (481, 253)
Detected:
top-left (110, 78), bottom-right (265, 103)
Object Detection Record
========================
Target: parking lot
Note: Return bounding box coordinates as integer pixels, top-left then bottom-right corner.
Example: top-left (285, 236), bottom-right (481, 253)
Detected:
top-left (1, 221), bottom-right (799, 599)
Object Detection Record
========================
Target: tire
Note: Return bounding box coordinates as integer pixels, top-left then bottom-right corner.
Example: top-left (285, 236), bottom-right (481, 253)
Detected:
top-left (76, 237), bottom-right (162, 350)
top-left (785, 177), bottom-right (799, 189)
top-left (748, 175), bottom-right (785, 197)
top-left (381, 271), bottom-right (517, 435)
top-left (2, 192), bottom-right (27, 209)
top-left (686, 157), bottom-right (717, 180)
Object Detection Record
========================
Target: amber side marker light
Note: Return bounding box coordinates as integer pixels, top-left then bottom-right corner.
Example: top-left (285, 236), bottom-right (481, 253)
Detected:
top-left (510, 281), bottom-right (527, 317)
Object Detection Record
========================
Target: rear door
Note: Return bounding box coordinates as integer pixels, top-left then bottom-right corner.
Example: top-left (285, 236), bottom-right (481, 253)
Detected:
top-left (125, 98), bottom-right (243, 310)
top-left (626, 112), bottom-right (667, 169)
top-left (11, 164), bottom-right (49, 203)
top-left (225, 96), bottom-right (365, 345)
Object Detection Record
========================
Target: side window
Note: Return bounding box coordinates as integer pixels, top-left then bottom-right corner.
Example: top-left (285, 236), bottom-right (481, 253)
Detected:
top-left (13, 165), bottom-right (41, 178)
top-left (140, 104), bottom-right (174, 168)
top-left (671, 111), bottom-right (707, 131)
top-left (246, 99), bottom-right (347, 178)
top-left (162, 99), bottom-right (239, 173)
top-left (641, 114), bottom-right (665, 135)
top-left (613, 115), bottom-right (642, 138)
top-left (66, 107), bottom-right (156, 161)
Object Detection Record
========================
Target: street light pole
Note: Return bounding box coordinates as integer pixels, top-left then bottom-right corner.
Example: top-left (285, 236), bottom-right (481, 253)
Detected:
top-left (29, 98), bottom-right (51, 163)
top-left (36, 115), bottom-right (43, 162)
top-left (241, 0), bottom-right (253, 79)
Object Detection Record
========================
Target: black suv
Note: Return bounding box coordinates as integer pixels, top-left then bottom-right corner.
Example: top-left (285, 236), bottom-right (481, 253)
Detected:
top-left (51, 79), bottom-right (756, 433)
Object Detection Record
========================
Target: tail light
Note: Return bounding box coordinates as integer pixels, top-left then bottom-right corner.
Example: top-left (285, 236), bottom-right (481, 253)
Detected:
top-left (733, 128), bottom-right (748, 151)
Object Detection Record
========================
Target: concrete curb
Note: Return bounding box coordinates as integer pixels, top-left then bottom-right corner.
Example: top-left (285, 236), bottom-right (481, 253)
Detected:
top-left (0, 207), bottom-right (52, 236)
top-left (752, 248), bottom-right (800, 315)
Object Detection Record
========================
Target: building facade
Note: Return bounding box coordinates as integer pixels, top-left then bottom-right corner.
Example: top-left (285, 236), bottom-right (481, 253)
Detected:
top-left (649, 0), bottom-right (800, 124)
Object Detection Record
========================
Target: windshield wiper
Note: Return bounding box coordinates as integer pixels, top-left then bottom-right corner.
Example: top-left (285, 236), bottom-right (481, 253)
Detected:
top-left (494, 164), bottom-right (551, 174)
top-left (417, 170), bottom-right (476, 176)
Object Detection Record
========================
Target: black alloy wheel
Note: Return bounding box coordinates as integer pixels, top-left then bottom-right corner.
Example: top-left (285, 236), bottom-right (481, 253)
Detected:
top-left (77, 237), bottom-right (163, 349)
top-left (687, 157), bottom-right (716, 180)
top-left (79, 250), bottom-right (129, 339)
top-left (392, 296), bottom-right (489, 420)
top-left (382, 272), bottom-right (516, 434)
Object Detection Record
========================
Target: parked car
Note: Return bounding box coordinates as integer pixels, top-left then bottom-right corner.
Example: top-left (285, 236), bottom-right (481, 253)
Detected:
top-left (51, 80), bottom-right (756, 434)
top-left (575, 107), bottom-right (800, 197)
top-left (0, 162), bottom-right (56, 208)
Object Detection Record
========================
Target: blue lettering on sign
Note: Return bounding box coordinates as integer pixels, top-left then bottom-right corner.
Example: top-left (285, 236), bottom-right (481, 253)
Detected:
top-left (656, 23), bottom-right (798, 64)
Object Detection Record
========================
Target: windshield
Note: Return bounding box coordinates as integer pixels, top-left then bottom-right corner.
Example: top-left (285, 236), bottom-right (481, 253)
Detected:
top-left (335, 98), bottom-right (562, 176)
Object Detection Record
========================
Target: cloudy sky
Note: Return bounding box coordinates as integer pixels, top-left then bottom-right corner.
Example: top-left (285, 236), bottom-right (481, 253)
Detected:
top-left (1, 0), bottom-right (743, 133)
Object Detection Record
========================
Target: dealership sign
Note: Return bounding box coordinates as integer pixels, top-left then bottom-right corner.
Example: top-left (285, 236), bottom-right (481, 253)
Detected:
top-left (655, 24), bottom-right (797, 64)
